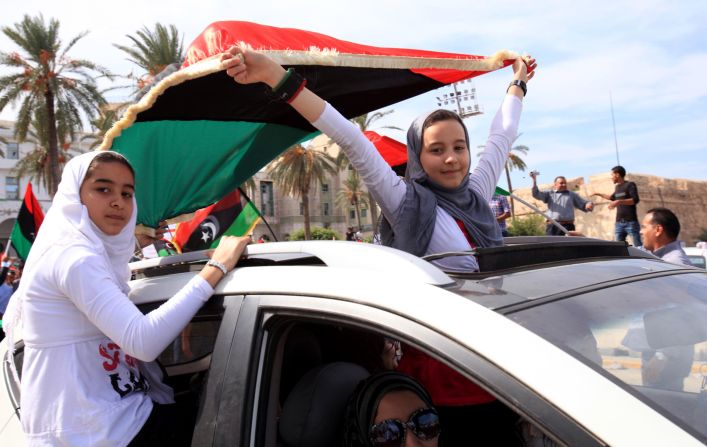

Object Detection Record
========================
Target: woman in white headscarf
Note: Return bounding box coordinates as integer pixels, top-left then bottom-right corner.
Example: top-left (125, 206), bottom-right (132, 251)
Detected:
top-left (3, 151), bottom-right (249, 446)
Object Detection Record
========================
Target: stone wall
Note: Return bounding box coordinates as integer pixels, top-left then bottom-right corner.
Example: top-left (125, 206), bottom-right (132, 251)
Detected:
top-left (510, 173), bottom-right (707, 245)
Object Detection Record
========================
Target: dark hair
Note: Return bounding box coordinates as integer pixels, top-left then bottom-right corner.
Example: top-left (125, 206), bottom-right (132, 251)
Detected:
top-left (611, 165), bottom-right (626, 178)
top-left (85, 152), bottom-right (135, 180)
top-left (421, 109), bottom-right (469, 146)
top-left (647, 207), bottom-right (681, 240)
top-left (554, 176), bottom-right (566, 183)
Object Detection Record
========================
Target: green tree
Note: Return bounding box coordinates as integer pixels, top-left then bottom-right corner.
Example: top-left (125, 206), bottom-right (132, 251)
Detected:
top-left (268, 144), bottom-right (337, 240)
top-left (507, 214), bottom-right (545, 236)
top-left (114, 23), bottom-right (184, 92)
top-left (0, 14), bottom-right (112, 195)
top-left (335, 109), bottom-right (402, 233)
top-left (336, 171), bottom-right (368, 231)
top-left (12, 116), bottom-right (73, 191)
top-left (287, 227), bottom-right (341, 241)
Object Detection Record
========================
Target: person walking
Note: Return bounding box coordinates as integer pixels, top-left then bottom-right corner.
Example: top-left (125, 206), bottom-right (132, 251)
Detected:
top-left (592, 165), bottom-right (642, 247)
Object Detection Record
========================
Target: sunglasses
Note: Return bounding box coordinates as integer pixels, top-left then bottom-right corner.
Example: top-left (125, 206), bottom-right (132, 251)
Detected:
top-left (369, 407), bottom-right (440, 447)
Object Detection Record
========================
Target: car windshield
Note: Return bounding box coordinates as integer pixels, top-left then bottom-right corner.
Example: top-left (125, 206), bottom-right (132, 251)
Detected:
top-left (507, 272), bottom-right (707, 441)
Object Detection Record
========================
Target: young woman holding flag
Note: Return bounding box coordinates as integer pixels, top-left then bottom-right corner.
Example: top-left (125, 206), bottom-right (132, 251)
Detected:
top-left (3, 151), bottom-right (250, 446)
top-left (222, 46), bottom-right (535, 445)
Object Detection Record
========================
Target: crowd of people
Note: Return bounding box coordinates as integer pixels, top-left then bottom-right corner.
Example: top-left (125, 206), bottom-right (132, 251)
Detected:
top-left (0, 39), bottom-right (698, 447)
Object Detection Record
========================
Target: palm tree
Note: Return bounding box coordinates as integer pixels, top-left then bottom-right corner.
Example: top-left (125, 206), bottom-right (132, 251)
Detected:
top-left (0, 14), bottom-right (112, 195)
top-left (12, 116), bottom-right (72, 191)
top-left (81, 103), bottom-right (125, 150)
top-left (504, 144), bottom-right (529, 218)
top-left (336, 171), bottom-right (368, 231)
top-left (114, 23), bottom-right (184, 92)
top-left (268, 144), bottom-right (337, 240)
top-left (336, 109), bottom-right (402, 233)
top-left (477, 138), bottom-right (529, 218)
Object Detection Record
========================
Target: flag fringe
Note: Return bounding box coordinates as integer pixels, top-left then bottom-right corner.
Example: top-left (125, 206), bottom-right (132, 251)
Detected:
top-left (98, 47), bottom-right (519, 153)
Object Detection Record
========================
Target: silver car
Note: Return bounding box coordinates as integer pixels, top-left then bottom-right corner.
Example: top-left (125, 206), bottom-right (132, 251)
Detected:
top-left (2, 238), bottom-right (706, 446)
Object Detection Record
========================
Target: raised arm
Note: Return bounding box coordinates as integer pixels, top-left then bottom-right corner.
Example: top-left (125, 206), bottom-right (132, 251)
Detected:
top-left (470, 57), bottom-right (536, 200)
top-left (221, 46), bottom-right (407, 220)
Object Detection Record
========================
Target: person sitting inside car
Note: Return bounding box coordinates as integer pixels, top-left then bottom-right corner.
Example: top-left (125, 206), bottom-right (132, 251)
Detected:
top-left (343, 371), bottom-right (441, 447)
top-left (2, 151), bottom-right (251, 446)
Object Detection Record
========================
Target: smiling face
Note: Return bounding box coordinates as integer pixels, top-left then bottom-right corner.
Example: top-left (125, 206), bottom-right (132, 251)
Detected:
top-left (419, 119), bottom-right (470, 189)
top-left (79, 161), bottom-right (135, 235)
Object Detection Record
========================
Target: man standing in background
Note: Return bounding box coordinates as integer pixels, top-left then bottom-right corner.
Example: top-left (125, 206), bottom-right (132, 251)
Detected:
top-left (592, 165), bottom-right (642, 247)
top-left (489, 193), bottom-right (512, 237)
top-left (531, 172), bottom-right (593, 235)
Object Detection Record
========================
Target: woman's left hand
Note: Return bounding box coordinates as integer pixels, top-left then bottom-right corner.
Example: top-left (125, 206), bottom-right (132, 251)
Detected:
top-left (221, 46), bottom-right (288, 89)
top-left (513, 55), bottom-right (537, 83)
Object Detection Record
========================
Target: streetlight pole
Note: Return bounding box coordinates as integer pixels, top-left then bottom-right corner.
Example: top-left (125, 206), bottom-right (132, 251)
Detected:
top-left (435, 79), bottom-right (484, 119)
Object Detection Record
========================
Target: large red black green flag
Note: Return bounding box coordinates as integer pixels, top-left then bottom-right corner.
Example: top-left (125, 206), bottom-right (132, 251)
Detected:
top-left (100, 21), bottom-right (518, 228)
top-left (10, 183), bottom-right (44, 261)
top-left (172, 188), bottom-right (260, 252)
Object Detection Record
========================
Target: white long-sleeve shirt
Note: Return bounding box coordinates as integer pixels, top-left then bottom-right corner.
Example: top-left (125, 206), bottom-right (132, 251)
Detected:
top-left (313, 95), bottom-right (522, 271)
top-left (20, 243), bottom-right (213, 446)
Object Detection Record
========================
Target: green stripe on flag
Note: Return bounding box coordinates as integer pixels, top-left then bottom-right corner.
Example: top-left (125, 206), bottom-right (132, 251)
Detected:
top-left (111, 120), bottom-right (317, 227)
top-left (212, 201), bottom-right (262, 248)
top-left (10, 220), bottom-right (33, 260)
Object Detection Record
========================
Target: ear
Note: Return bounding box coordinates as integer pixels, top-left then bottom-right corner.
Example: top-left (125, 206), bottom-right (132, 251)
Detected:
top-left (654, 224), bottom-right (665, 238)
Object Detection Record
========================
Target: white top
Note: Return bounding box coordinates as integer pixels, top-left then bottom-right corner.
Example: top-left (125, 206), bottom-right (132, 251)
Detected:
top-left (20, 243), bottom-right (213, 446)
top-left (313, 95), bottom-right (522, 271)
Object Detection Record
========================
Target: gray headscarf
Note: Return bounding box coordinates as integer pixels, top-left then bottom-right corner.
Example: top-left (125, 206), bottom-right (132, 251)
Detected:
top-left (380, 111), bottom-right (502, 256)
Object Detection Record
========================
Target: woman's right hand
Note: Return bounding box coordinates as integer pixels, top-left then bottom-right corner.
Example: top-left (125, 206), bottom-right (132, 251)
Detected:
top-left (210, 235), bottom-right (252, 271)
top-left (221, 46), bottom-right (288, 89)
top-left (200, 235), bottom-right (251, 287)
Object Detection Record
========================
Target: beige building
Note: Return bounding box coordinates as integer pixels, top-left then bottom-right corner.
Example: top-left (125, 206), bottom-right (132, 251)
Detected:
top-left (249, 134), bottom-right (376, 241)
top-left (512, 172), bottom-right (707, 245)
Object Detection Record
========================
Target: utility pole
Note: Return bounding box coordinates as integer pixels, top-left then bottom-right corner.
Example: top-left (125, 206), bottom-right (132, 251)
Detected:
top-left (610, 91), bottom-right (620, 166)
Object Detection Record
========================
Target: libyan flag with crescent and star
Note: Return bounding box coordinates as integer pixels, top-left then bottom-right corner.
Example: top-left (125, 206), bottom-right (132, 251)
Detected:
top-left (99, 21), bottom-right (519, 229)
top-left (172, 188), bottom-right (261, 252)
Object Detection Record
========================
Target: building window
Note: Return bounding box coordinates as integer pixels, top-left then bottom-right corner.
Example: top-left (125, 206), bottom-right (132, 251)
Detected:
top-left (299, 202), bottom-right (305, 215)
top-left (361, 208), bottom-right (367, 218)
top-left (349, 209), bottom-right (356, 219)
top-left (323, 202), bottom-right (330, 216)
top-left (260, 181), bottom-right (274, 216)
top-left (322, 184), bottom-right (329, 192)
top-left (7, 142), bottom-right (19, 160)
top-left (5, 177), bottom-right (19, 200)
top-left (348, 164), bottom-right (353, 171)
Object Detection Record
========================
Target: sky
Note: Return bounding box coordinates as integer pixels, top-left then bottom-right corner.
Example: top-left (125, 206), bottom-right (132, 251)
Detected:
top-left (2, 0), bottom-right (706, 191)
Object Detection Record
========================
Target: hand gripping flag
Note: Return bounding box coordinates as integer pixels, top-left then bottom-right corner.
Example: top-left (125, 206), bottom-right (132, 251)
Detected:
top-left (172, 188), bottom-right (261, 252)
top-left (9, 183), bottom-right (44, 261)
top-left (99, 21), bottom-right (519, 229)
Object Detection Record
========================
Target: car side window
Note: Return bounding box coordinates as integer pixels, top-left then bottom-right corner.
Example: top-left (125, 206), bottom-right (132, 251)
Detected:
top-left (253, 319), bottom-right (560, 447)
top-left (509, 273), bottom-right (707, 440)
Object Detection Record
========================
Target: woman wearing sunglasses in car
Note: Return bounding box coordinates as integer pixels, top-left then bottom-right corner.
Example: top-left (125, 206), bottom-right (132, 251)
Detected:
top-left (3, 151), bottom-right (250, 446)
top-left (344, 371), bottom-right (441, 447)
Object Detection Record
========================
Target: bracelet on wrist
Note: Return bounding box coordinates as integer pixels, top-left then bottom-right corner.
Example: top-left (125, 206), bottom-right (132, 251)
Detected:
top-left (206, 259), bottom-right (228, 276)
top-left (267, 68), bottom-right (307, 103)
top-left (507, 79), bottom-right (527, 97)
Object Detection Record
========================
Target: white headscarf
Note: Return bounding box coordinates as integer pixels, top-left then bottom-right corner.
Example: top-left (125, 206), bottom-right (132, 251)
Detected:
top-left (4, 151), bottom-right (138, 379)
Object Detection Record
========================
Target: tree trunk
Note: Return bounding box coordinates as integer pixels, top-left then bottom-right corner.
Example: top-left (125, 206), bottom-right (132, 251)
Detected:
top-left (302, 189), bottom-right (311, 240)
top-left (505, 164), bottom-right (515, 219)
top-left (45, 89), bottom-right (60, 196)
top-left (354, 198), bottom-right (362, 230)
top-left (368, 192), bottom-right (379, 234)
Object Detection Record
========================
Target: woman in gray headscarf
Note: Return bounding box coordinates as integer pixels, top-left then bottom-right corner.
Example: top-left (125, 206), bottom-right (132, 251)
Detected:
top-left (222, 47), bottom-right (535, 272)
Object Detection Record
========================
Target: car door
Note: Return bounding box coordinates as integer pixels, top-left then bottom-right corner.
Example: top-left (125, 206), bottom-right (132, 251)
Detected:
top-left (210, 293), bottom-right (603, 447)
